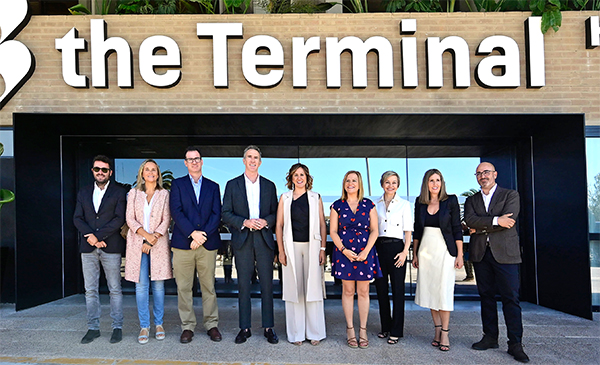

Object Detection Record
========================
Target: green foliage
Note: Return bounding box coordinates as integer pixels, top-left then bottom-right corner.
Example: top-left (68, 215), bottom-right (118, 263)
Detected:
top-left (0, 142), bottom-right (15, 210)
top-left (460, 188), bottom-right (479, 197)
top-left (382, 0), bottom-right (442, 12)
top-left (589, 173), bottom-right (600, 223)
top-left (258, 0), bottom-right (334, 13)
top-left (223, 0), bottom-right (252, 13)
top-left (116, 0), bottom-right (210, 14)
top-left (69, 0), bottom-right (114, 15)
top-left (348, 0), bottom-right (368, 12)
top-left (529, 0), bottom-right (567, 33)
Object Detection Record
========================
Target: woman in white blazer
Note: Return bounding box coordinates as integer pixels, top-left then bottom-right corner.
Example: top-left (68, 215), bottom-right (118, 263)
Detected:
top-left (276, 163), bottom-right (327, 346)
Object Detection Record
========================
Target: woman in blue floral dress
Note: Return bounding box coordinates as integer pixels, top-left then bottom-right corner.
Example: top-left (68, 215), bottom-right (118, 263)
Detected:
top-left (330, 170), bottom-right (381, 349)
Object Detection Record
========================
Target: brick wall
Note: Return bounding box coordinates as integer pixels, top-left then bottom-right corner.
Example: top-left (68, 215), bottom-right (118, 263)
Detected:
top-left (1, 12), bottom-right (598, 126)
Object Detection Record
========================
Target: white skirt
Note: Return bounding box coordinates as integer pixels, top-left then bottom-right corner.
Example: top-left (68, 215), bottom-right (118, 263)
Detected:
top-left (414, 227), bottom-right (455, 311)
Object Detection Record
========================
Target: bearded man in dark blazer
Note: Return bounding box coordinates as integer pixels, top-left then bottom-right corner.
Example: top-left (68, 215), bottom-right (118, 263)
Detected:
top-left (222, 145), bottom-right (279, 345)
top-left (73, 155), bottom-right (127, 344)
top-left (464, 162), bottom-right (529, 363)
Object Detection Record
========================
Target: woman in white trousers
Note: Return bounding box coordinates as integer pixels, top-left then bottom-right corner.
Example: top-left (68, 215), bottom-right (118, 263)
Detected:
top-left (276, 163), bottom-right (327, 346)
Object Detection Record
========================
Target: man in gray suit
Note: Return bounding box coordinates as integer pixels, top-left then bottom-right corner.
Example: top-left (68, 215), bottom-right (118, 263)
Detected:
top-left (464, 162), bottom-right (529, 363)
top-left (222, 145), bottom-right (279, 344)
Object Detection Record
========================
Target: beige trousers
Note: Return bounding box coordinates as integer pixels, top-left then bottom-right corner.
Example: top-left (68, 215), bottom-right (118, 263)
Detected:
top-left (172, 247), bottom-right (219, 331)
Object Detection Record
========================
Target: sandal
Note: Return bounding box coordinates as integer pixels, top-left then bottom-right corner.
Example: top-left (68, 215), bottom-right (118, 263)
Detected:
top-left (138, 327), bottom-right (150, 344)
top-left (346, 326), bottom-right (358, 348)
top-left (387, 336), bottom-right (399, 345)
top-left (292, 341), bottom-right (303, 346)
top-left (377, 331), bottom-right (389, 339)
top-left (310, 339), bottom-right (320, 346)
top-left (431, 325), bottom-right (442, 347)
top-left (439, 328), bottom-right (450, 351)
top-left (155, 325), bottom-right (165, 340)
top-left (358, 327), bottom-right (369, 349)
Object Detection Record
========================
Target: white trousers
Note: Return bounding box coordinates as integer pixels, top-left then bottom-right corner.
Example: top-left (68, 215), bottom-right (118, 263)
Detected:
top-left (285, 241), bottom-right (326, 342)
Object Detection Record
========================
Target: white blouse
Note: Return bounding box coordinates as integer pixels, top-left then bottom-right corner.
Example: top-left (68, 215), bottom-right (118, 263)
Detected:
top-left (376, 194), bottom-right (413, 240)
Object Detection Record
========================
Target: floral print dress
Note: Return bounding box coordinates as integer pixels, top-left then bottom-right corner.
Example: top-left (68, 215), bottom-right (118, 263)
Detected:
top-left (331, 198), bottom-right (382, 281)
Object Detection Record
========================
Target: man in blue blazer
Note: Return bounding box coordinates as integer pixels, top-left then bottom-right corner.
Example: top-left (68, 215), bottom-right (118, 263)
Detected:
top-left (465, 162), bottom-right (529, 363)
top-left (170, 146), bottom-right (223, 343)
top-left (73, 155), bottom-right (127, 344)
top-left (222, 145), bottom-right (279, 344)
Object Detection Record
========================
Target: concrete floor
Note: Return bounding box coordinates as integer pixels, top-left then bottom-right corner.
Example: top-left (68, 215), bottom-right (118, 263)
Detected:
top-left (0, 294), bottom-right (598, 365)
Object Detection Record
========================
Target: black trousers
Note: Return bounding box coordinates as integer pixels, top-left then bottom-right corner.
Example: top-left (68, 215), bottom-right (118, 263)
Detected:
top-left (473, 246), bottom-right (523, 345)
top-left (233, 230), bottom-right (275, 329)
top-left (374, 237), bottom-right (407, 338)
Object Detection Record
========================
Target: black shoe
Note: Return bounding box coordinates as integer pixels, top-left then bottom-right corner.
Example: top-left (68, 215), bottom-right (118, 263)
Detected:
top-left (508, 343), bottom-right (530, 363)
top-left (81, 329), bottom-right (100, 344)
top-left (109, 328), bottom-right (122, 344)
top-left (472, 335), bottom-right (499, 350)
top-left (235, 328), bottom-right (251, 344)
top-left (264, 328), bottom-right (279, 344)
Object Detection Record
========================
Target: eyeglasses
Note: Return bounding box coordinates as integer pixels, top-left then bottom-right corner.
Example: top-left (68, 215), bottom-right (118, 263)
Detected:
top-left (92, 167), bottom-right (110, 173)
top-left (185, 157), bottom-right (202, 163)
top-left (474, 170), bottom-right (495, 177)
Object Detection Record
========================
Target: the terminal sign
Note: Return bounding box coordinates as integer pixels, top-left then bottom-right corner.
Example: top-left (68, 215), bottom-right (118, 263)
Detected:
top-left (54, 17), bottom-right (600, 92)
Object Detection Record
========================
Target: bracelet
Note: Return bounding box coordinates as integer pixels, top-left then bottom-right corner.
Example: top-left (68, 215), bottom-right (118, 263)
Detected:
top-left (340, 246), bottom-right (346, 253)
top-left (143, 240), bottom-right (153, 247)
top-left (320, 247), bottom-right (326, 251)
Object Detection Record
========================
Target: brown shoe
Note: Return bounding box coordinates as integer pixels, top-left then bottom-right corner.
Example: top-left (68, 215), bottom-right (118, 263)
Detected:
top-left (180, 329), bottom-right (194, 343)
top-left (207, 327), bottom-right (222, 342)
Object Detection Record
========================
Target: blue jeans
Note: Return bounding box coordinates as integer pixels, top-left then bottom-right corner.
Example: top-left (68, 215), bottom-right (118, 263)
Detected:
top-left (81, 249), bottom-right (123, 330)
top-left (136, 252), bottom-right (165, 328)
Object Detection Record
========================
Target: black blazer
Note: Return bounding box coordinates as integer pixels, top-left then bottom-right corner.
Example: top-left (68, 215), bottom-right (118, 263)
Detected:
top-left (413, 194), bottom-right (463, 257)
top-left (73, 181), bottom-right (127, 254)
top-left (221, 174), bottom-right (278, 251)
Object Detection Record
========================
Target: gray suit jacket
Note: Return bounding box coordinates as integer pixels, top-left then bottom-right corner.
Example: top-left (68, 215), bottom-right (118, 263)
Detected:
top-left (221, 174), bottom-right (278, 251)
top-left (464, 186), bottom-right (522, 264)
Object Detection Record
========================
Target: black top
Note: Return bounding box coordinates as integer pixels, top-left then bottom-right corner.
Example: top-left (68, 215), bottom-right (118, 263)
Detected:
top-left (291, 192), bottom-right (310, 242)
top-left (424, 210), bottom-right (440, 228)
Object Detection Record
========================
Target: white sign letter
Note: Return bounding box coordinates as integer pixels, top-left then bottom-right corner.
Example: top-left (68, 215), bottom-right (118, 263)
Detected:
top-left (586, 16), bottom-right (600, 49)
top-left (475, 35), bottom-right (520, 88)
top-left (326, 36), bottom-right (393, 88)
top-left (401, 19), bottom-right (418, 88)
top-left (139, 35), bottom-right (181, 88)
top-left (426, 36), bottom-right (470, 88)
top-left (197, 23), bottom-right (243, 88)
top-left (242, 35), bottom-right (284, 87)
top-left (55, 28), bottom-right (88, 88)
top-left (525, 17), bottom-right (545, 88)
top-left (90, 19), bottom-right (133, 88)
top-left (292, 37), bottom-right (320, 88)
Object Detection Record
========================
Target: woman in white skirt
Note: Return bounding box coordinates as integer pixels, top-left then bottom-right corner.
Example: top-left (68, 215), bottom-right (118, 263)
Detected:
top-left (412, 169), bottom-right (463, 352)
top-left (276, 163), bottom-right (327, 346)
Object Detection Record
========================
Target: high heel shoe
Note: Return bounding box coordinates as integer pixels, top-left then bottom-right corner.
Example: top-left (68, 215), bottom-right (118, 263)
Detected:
top-left (439, 328), bottom-right (450, 352)
top-left (358, 327), bottom-right (369, 349)
top-left (431, 325), bottom-right (442, 347)
top-left (346, 326), bottom-right (358, 348)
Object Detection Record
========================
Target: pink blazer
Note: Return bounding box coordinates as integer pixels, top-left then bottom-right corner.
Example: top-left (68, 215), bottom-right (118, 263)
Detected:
top-left (125, 188), bottom-right (173, 282)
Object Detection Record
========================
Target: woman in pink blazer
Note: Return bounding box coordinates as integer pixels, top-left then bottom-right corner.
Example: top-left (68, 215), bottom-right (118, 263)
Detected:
top-left (125, 159), bottom-right (172, 344)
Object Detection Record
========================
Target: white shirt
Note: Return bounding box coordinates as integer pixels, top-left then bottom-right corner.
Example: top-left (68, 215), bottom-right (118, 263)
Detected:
top-left (244, 173), bottom-right (260, 219)
top-left (481, 183), bottom-right (499, 226)
top-left (92, 180), bottom-right (110, 213)
top-left (143, 192), bottom-right (155, 233)
top-left (376, 193), bottom-right (413, 240)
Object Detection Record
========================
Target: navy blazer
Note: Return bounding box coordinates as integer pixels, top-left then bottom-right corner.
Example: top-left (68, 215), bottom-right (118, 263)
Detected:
top-left (221, 174), bottom-right (278, 251)
top-left (73, 181), bottom-right (127, 254)
top-left (413, 194), bottom-right (463, 257)
top-left (170, 175), bottom-right (222, 251)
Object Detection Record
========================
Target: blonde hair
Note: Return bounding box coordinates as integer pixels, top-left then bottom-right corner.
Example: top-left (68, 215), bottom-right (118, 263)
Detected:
top-left (341, 170), bottom-right (364, 201)
top-left (418, 168), bottom-right (448, 204)
top-left (135, 159), bottom-right (164, 192)
top-left (380, 170), bottom-right (400, 187)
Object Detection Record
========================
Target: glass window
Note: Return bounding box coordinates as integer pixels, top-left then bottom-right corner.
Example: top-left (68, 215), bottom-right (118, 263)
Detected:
top-left (0, 129), bottom-right (13, 157)
top-left (587, 138), bottom-right (600, 234)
